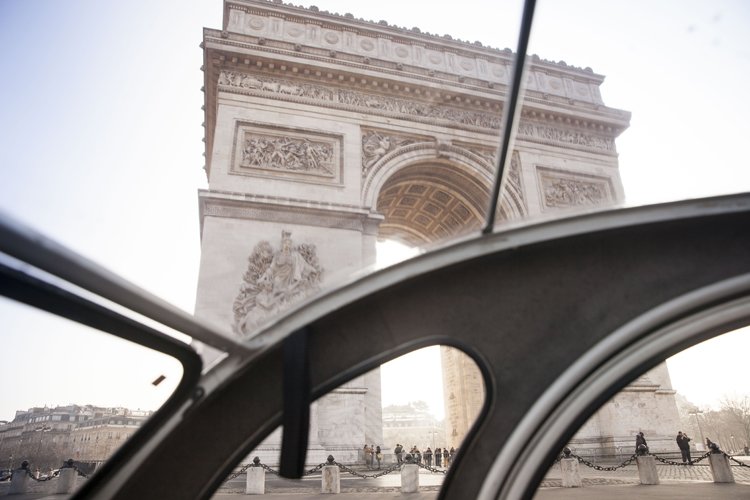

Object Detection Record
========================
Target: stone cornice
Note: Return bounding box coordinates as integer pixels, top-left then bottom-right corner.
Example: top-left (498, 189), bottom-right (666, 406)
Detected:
top-left (222, 1), bottom-right (607, 95)
top-left (198, 189), bottom-right (384, 237)
top-left (225, 0), bottom-right (602, 78)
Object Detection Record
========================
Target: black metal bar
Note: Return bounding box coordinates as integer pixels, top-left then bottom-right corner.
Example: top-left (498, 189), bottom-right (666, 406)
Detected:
top-left (280, 327), bottom-right (311, 478)
top-left (483, 0), bottom-right (537, 234)
top-left (0, 212), bottom-right (250, 355)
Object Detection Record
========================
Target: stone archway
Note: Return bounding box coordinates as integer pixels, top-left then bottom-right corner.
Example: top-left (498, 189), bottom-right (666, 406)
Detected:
top-left (376, 162), bottom-right (488, 246)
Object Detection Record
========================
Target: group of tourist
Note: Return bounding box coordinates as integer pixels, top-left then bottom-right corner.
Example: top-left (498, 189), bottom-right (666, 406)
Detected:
top-left (634, 430), bottom-right (736, 465)
top-left (362, 444), bottom-right (383, 469)
top-left (391, 444), bottom-right (456, 467)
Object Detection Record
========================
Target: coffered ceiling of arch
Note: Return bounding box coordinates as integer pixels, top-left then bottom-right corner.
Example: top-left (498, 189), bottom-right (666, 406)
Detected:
top-left (376, 165), bottom-right (489, 246)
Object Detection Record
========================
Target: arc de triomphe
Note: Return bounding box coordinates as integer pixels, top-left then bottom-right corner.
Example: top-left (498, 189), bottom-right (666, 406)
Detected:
top-left (194, 0), bottom-right (680, 461)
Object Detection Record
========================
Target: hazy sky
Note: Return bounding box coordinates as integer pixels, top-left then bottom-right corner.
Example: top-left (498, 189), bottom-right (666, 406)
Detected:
top-left (1, 0), bottom-right (749, 422)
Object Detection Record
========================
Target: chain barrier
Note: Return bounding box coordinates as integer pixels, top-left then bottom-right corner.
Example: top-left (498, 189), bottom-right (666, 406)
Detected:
top-left (223, 463), bottom-right (255, 482)
top-left (331, 460), bottom-right (401, 478)
top-left (27, 469), bottom-right (60, 482)
top-left (652, 451), bottom-right (710, 466)
top-left (571, 453), bottom-right (637, 471)
top-left (416, 462), bottom-right (447, 475)
top-left (0, 473), bottom-right (11, 482)
top-left (724, 453), bottom-right (750, 468)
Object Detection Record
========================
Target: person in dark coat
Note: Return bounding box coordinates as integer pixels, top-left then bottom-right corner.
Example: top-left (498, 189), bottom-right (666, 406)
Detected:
top-left (435, 447), bottom-right (442, 467)
top-left (676, 431), bottom-right (692, 464)
top-left (443, 448), bottom-right (450, 466)
top-left (424, 447), bottom-right (433, 466)
top-left (635, 432), bottom-right (648, 454)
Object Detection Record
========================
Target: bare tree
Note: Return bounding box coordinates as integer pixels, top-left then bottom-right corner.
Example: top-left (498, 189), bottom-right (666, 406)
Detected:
top-left (721, 395), bottom-right (750, 449)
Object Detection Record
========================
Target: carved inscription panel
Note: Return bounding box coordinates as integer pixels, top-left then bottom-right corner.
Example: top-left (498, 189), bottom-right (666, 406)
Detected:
top-left (232, 122), bottom-right (343, 185)
top-left (537, 167), bottom-right (614, 210)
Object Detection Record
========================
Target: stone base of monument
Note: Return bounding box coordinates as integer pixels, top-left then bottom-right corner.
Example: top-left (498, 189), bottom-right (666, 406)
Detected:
top-left (560, 458), bottom-right (582, 488)
top-left (321, 465), bottom-right (340, 494)
top-left (56, 468), bottom-right (78, 494)
top-left (636, 456), bottom-right (659, 485)
top-left (401, 464), bottom-right (419, 493)
top-left (245, 467), bottom-right (265, 495)
top-left (708, 453), bottom-right (735, 483)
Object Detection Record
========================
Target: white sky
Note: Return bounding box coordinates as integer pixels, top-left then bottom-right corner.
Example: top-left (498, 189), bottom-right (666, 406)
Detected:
top-left (1, 0), bottom-right (749, 422)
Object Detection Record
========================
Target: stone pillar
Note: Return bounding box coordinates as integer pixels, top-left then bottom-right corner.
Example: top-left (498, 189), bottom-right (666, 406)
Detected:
top-left (708, 453), bottom-right (735, 483)
top-left (321, 465), bottom-right (340, 494)
top-left (56, 467), bottom-right (78, 494)
top-left (8, 466), bottom-right (30, 495)
top-left (245, 466), bottom-right (265, 495)
top-left (560, 458), bottom-right (582, 488)
top-left (401, 463), bottom-right (419, 493)
top-left (636, 456), bottom-right (659, 485)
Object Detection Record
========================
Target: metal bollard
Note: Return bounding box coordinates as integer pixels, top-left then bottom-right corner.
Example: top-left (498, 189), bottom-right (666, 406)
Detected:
top-left (9, 460), bottom-right (31, 495)
top-left (559, 448), bottom-right (582, 488)
top-left (321, 455), bottom-right (340, 494)
top-left (400, 454), bottom-right (419, 493)
top-left (246, 457), bottom-right (265, 495)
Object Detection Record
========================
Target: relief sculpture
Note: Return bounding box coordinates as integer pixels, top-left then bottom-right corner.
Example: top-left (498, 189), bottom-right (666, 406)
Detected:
top-left (241, 133), bottom-right (335, 176)
top-left (233, 231), bottom-right (323, 336)
top-left (543, 177), bottom-right (609, 208)
top-left (361, 130), bottom-right (418, 177)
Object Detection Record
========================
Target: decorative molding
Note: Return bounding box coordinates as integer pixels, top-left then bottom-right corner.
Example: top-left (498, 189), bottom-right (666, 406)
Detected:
top-left (361, 129), bottom-right (423, 178)
top-left (517, 122), bottom-right (615, 153)
top-left (200, 193), bottom-right (383, 235)
top-left (537, 167), bottom-right (615, 210)
top-left (232, 230), bottom-right (323, 336)
top-left (230, 121), bottom-right (343, 185)
top-left (219, 71), bottom-right (617, 154)
top-left (219, 70), bottom-right (501, 130)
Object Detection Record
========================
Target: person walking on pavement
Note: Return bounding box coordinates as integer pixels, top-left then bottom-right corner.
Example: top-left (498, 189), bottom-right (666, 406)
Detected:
top-left (676, 431), bottom-right (692, 464)
top-left (435, 447), bottom-right (442, 467)
top-left (424, 447), bottom-right (433, 467)
top-left (364, 444), bottom-right (373, 469)
top-left (443, 447), bottom-right (450, 466)
top-left (394, 444), bottom-right (403, 464)
top-left (375, 446), bottom-right (382, 469)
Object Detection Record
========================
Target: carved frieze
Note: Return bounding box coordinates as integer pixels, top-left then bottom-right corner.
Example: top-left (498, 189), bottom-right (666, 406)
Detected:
top-left (517, 122), bottom-right (615, 153)
top-left (232, 122), bottom-right (342, 184)
top-left (219, 71), bottom-right (615, 154)
top-left (219, 70), bottom-right (501, 130)
top-left (538, 167), bottom-right (614, 210)
top-left (233, 230), bottom-right (323, 336)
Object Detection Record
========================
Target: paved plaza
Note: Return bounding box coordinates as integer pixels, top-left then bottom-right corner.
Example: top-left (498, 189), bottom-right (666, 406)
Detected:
top-left (2, 458), bottom-right (749, 498)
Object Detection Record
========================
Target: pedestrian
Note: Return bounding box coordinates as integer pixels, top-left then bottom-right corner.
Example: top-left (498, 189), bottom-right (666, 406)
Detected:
top-left (443, 447), bottom-right (449, 466)
top-left (635, 431), bottom-right (648, 454)
top-left (394, 443), bottom-right (403, 464)
top-left (425, 447), bottom-right (433, 467)
top-left (676, 431), bottom-right (692, 465)
top-left (435, 447), bottom-right (442, 467)
top-left (449, 446), bottom-right (456, 464)
top-left (375, 446), bottom-right (382, 469)
top-left (415, 447), bottom-right (421, 464)
top-left (364, 444), bottom-right (373, 469)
